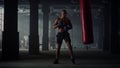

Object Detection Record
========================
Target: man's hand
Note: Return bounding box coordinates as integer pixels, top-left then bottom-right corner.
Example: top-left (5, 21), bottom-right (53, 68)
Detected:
top-left (64, 26), bottom-right (68, 31)
top-left (67, 25), bottom-right (72, 29)
top-left (64, 25), bottom-right (71, 31)
top-left (57, 21), bottom-right (63, 28)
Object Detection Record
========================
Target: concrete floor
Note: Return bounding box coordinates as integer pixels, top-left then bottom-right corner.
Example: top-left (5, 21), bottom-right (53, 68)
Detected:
top-left (0, 50), bottom-right (120, 68)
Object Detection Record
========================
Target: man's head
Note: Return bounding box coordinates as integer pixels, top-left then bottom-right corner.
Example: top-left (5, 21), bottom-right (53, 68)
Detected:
top-left (61, 9), bottom-right (67, 18)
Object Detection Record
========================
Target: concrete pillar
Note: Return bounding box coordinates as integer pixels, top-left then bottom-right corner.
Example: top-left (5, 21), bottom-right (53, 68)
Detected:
top-left (103, 0), bottom-right (119, 53)
top-left (2, 0), bottom-right (19, 60)
top-left (49, 18), bottom-right (56, 49)
top-left (98, 25), bottom-right (103, 49)
top-left (42, 5), bottom-right (50, 51)
top-left (110, 0), bottom-right (119, 53)
top-left (103, 1), bottom-right (111, 52)
top-left (50, 30), bottom-right (56, 49)
top-left (29, 0), bottom-right (39, 54)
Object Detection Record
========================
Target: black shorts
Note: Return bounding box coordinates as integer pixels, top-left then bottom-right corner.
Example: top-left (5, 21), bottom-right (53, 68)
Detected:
top-left (56, 32), bottom-right (71, 44)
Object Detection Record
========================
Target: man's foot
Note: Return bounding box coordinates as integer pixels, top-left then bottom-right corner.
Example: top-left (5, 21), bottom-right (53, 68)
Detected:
top-left (53, 59), bottom-right (59, 64)
top-left (71, 58), bottom-right (75, 64)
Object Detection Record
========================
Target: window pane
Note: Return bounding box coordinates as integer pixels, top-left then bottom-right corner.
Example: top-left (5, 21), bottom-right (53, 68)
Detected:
top-left (18, 4), bottom-right (30, 51)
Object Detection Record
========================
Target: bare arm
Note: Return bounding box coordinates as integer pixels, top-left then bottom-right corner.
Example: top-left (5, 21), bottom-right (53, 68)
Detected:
top-left (53, 18), bottom-right (58, 29)
top-left (68, 19), bottom-right (73, 30)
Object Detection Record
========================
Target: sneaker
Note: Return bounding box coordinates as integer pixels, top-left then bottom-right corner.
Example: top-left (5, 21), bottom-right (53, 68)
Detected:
top-left (53, 59), bottom-right (59, 64)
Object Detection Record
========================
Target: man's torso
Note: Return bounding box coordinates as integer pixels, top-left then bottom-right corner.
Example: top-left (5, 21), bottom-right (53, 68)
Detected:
top-left (57, 17), bottom-right (70, 33)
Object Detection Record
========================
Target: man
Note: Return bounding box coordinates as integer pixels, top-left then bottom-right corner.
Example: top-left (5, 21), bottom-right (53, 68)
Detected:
top-left (53, 9), bottom-right (75, 64)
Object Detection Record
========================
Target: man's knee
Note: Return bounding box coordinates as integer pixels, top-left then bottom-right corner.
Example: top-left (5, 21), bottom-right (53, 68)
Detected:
top-left (66, 41), bottom-right (71, 45)
top-left (66, 42), bottom-right (72, 48)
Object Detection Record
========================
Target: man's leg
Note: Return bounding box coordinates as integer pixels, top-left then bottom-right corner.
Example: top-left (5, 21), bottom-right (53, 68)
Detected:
top-left (54, 33), bottom-right (63, 64)
top-left (64, 32), bottom-right (75, 64)
top-left (55, 43), bottom-right (62, 60)
top-left (66, 41), bottom-right (75, 64)
top-left (66, 42), bottom-right (74, 58)
top-left (54, 43), bottom-right (62, 64)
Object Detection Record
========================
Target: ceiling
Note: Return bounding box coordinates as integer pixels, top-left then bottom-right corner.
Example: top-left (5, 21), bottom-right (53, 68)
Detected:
top-left (0, 0), bottom-right (108, 5)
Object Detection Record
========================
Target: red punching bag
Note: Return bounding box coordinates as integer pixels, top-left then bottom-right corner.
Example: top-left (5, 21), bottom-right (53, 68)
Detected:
top-left (79, 0), bottom-right (94, 44)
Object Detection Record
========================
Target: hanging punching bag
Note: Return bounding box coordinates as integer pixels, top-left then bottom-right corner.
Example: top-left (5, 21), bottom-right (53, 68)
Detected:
top-left (80, 0), bottom-right (94, 44)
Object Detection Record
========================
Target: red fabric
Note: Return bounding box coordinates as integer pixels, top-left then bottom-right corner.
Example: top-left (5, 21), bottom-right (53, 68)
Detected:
top-left (80, 0), bottom-right (94, 44)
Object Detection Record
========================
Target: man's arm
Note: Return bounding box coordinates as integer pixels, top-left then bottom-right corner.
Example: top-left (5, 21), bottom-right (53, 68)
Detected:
top-left (67, 19), bottom-right (72, 30)
top-left (53, 18), bottom-right (58, 29)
